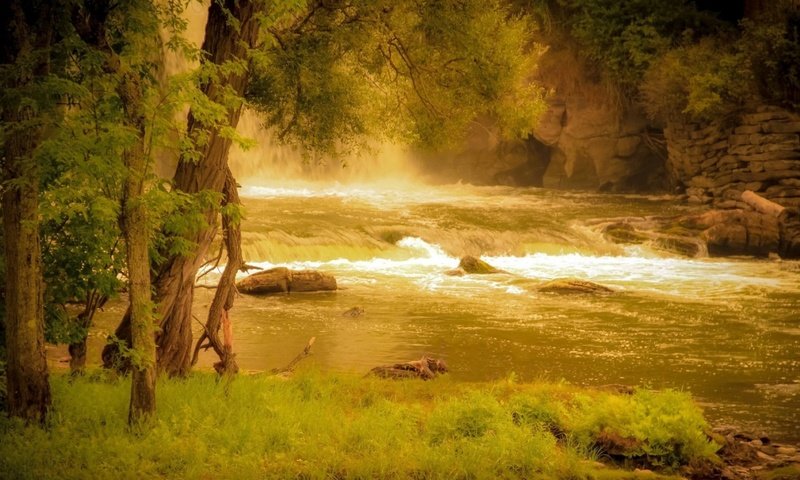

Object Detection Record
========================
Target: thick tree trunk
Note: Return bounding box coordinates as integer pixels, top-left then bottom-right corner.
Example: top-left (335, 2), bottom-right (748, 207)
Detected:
top-left (2, 162), bottom-right (51, 422)
top-left (118, 71), bottom-right (157, 424)
top-left (0, 0), bottom-right (52, 424)
top-left (103, 0), bottom-right (261, 376)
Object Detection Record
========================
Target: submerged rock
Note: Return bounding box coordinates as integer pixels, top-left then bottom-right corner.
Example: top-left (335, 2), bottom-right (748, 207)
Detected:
top-left (444, 267), bottom-right (467, 276)
top-left (538, 278), bottom-right (614, 294)
top-left (602, 222), bottom-right (649, 244)
top-left (457, 255), bottom-right (506, 274)
top-left (342, 306), bottom-right (365, 317)
top-left (237, 267), bottom-right (337, 295)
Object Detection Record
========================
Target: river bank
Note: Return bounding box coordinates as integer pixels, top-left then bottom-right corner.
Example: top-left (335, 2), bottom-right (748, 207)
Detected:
top-left (3, 370), bottom-right (797, 480)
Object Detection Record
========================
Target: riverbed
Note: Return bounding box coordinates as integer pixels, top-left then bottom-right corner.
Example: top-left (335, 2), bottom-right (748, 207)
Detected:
top-left (90, 183), bottom-right (800, 442)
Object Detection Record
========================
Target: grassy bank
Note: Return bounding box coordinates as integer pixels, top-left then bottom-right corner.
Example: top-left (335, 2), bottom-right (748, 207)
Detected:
top-left (0, 370), bottom-right (719, 479)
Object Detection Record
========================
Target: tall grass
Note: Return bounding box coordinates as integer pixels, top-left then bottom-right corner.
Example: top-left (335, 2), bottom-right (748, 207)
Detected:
top-left (0, 370), bottom-right (714, 479)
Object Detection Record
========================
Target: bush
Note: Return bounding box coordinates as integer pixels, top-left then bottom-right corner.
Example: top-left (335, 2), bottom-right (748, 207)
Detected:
top-left (641, 36), bottom-right (752, 122)
top-left (642, 6), bottom-right (800, 122)
top-left (741, 8), bottom-right (800, 112)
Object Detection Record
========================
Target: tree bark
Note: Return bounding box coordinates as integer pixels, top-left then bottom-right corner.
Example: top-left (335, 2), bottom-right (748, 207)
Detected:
top-left (103, 0), bottom-right (261, 376)
top-left (0, 0), bottom-right (53, 424)
top-left (191, 168), bottom-right (242, 375)
top-left (118, 71), bottom-right (157, 424)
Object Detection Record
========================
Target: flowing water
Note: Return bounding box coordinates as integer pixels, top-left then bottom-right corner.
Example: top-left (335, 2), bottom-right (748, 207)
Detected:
top-left (91, 182), bottom-right (800, 442)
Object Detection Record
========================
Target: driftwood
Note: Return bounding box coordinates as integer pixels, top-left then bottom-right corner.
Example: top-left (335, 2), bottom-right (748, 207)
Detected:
top-left (236, 268), bottom-right (337, 295)
top-left (271, 337), bottom-right (316, 375)
top-left (369, 356), bottom-right (448, 380)
top-left (741, 190), bottom-right (785, 218)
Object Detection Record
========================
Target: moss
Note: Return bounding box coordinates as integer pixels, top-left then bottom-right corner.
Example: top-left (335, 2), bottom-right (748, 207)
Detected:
top-left (0, 371), bottom-right (719, 479)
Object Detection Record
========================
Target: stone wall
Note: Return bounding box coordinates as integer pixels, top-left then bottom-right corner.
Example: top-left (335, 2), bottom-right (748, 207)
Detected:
top-left (665, 106), bottom-right (800, 208)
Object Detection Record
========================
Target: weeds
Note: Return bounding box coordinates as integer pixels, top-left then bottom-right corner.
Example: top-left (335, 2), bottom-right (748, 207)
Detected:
top-left (0, 370), bottom-right (715, 479)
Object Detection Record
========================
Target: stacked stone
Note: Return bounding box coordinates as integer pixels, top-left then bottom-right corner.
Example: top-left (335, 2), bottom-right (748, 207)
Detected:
top-left (665, 106), bottom-right (800, 208)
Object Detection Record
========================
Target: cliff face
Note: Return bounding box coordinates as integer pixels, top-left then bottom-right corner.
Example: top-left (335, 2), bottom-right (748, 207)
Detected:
top-left (665, 106), bottom-right (800, 208)
top-left (418, 50), bottom-right (668, 192)
top-left (534, 95), bottom-right (665, 192)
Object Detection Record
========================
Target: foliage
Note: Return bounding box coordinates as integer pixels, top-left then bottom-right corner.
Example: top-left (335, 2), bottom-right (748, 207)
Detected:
top-left (642, 5), bottom-right (800, 122)
top-left (0, 222), bottom-right (5, 352)
top-left (531, 0), bottom-right (724, 97)
top-left (740, 8), bottom-right (800, 112)
top-left (640, 35), bottom-right (752, 122)
top-left (248, 0), bottom-right (546, 157)
top-left (0, 371), bottom-right (717, 479)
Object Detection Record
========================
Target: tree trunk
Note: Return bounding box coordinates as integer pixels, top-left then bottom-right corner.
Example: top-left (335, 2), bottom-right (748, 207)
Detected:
top-left (2, 158), bottom-right (50, 423)
top-left (118, 71), bottom-right (157, 424)
top-left (191, 168), bottom-right (242, 375)
top-left (103, 0), bottom-right (261, 376)
top-left (68, 340), bottom-right (87, 374)
top-left (0, 0), bottom-right (53, 424)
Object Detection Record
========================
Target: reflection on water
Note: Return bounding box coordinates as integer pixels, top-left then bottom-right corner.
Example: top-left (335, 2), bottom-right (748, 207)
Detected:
top-left (93, 183), bottom-right (800, 442)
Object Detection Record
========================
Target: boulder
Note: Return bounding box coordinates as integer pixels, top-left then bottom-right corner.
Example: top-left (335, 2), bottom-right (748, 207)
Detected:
top-left (538, 278), bottom-right (614, 295)
top-left (237, 267), bottom-right (336, 295)
top-left (698, 210), bottom-right (780, 257)
top-left (457, 256), bottom-right (506, 274)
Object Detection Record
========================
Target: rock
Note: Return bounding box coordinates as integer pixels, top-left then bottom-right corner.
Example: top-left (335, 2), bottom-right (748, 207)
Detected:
top-left (457, 256), bottom-right (505, 274)
top-left (237, 267), bottom-right (337, 295)
top-left (342, 307), bottom-right (364, 318)
top-left (777, 447), bottom-right (797, 456)
top-left (533, 100), bottom-right (565, 146)
top-left (615, 136), bottom-right (641, 157)
top-left (651, 235), bottom-right (706, 258)
top-left (237, 267), bottom-right (291, 294)
top-left (444, 268), bottom-right (467, 276)
top-left (290, 270), bottom-right (338, 292)
top-left (602, 222), bottom-right (649, 244)
top-left (701, 210), bottom-right (780, 257)
top-left (538, 278), bottom-right (614, 294)
top-left (368, 357), bottom-right (448, 380)
top-left (594, 430), bottom-right (642, 457)
top-left (756, 451), bottom-right (776, 462)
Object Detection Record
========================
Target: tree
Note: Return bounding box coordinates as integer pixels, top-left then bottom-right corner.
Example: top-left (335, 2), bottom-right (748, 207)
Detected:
top-left (80, 0), bottom-right (191, 423)
top-left (102, 0), bottom-right (544, 376)
top-left (0, 0), bottom-right (55, 423)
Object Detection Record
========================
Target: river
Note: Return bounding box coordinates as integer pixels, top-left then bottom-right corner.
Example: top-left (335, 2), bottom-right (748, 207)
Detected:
top-left (92, 182), bottom-right (800, 442)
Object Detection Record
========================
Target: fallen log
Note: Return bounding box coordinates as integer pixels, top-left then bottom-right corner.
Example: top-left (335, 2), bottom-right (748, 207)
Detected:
top-left (368, 356), bottom-right (448, 380)
top-left (741, 190), bottom-right (785, 218)
top-left (236, 268), bottom-right (336, 295)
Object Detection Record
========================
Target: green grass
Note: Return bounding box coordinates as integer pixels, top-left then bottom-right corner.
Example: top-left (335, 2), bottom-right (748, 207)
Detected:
top-left (0, 370), bottom-right (717, 479)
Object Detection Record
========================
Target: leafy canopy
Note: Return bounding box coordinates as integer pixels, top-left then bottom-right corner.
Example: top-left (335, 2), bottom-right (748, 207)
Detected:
top-left (248, 0), bottom-right (546, 157)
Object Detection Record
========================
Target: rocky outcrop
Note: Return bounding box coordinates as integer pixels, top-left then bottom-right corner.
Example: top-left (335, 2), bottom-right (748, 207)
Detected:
top-left (236, 267), bottom-right (337, 295)
top-left (665, 106), bottom-right (800, 208)
top-left (536, 96), bottom-right (666, 192)
top-left (596, 191), bottom-right (800, 258)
